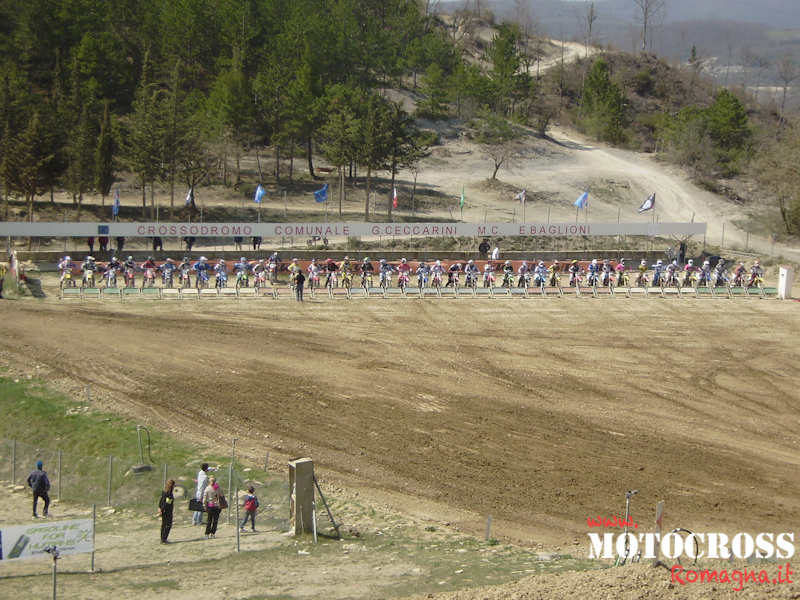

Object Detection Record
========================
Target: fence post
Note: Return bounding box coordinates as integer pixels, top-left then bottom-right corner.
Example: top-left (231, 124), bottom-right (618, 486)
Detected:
top-left (12, 439), bottom-right (16, 485)
top-left (236, 487), bottom-right (240, 553)
top-left (163, 464), bottom-right (168, 490)
top-left (57, 450), bottom-right (62, 502)
top-left (91, 503), bottom-right (96, 572)
top-left (107, 456), bottom-right (113, 508)
top-left (264, 452), bottom-right (269, 471)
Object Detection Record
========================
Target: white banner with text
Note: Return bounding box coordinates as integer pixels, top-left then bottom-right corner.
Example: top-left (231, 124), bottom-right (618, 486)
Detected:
top-left (0, 519), bottom-right (94, 561)
top-left (0, 222), bottom-right (707, 238)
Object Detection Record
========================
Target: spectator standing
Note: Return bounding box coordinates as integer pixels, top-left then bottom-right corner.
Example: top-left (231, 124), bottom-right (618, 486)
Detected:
top-left (116, 236), bottom-right (125, 252)
top-left (491, 246), bottom-right (500, 261)
top-left (295, 270), bottom-right (306, 302)
top-left (27, 460), bottom-right (50, 518)
top-left (184, 236), bottom-right (195, 251)
top-left (240, 486), bottom-right (259, 532)
top-left (159, 479), bottom-right (176, 544)
top-left (192, 463), bottom-right (209, 525)
top-left (98, 236), bottom-right (109, 252)
top-left (234, 236), bottom-right (243, 251)
top-left (0, 277), bottom-right (4, 299)
top-left (203, 475), bottom-right (223, 539)
top-left (478, 238), bottom-right (490, 260)
top-left (87, 236), bottom-right (95, 253)
top-left (251, 236), bottom-right (262, 250)
top-left (153, 236), bottom-right (163, 252)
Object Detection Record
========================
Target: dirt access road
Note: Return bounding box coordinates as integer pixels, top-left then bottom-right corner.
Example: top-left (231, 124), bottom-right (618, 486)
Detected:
top-left (2, 287), bottom-right (799, 547)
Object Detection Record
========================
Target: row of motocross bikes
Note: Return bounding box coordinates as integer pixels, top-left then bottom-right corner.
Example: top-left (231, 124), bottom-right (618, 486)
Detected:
top-left (61, 265), bottom-right (765, 292)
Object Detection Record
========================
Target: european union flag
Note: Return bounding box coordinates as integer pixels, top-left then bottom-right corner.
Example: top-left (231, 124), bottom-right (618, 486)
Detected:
top-left (314, 183), bottom-right (329, 203)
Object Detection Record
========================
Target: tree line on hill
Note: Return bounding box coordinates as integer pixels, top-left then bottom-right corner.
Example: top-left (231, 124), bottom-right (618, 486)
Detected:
top-left (0, 0), bottom-right (797, 234)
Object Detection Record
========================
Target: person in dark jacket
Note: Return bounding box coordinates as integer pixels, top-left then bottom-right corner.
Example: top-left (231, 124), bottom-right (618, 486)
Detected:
top-left (159, 479), bottom-right (176, 544)
top-left (27, 460), bottom-right (50, 518)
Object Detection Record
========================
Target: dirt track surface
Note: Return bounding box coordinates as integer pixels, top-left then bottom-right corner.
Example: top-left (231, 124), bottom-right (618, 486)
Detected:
top-left (3, 285), bottom-right (800, 549)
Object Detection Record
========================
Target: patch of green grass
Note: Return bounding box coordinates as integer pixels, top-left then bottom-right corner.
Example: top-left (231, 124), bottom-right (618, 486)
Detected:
top-left (0, 375), bottom-right (284, 513)
top-left (130, 579), bottom-right (180, 591)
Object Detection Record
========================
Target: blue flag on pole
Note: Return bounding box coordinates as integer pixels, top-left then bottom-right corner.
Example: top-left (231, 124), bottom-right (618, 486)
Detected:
top-left (254, 185), bottom-right (265, 204)
top-left (185, 187), bottom-right (194, 207)
top-left (574, 191), bottom-right (588, 209)
top-left (314, 183), bottom-right (329, 203)
top-left (112, 189), bottom-right (121, 216)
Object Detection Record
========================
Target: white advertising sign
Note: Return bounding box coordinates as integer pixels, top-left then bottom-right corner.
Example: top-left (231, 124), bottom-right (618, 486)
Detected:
top-left (0, 519), bottom-right (94, 561)
top-left (0, 221), bottom-right (707, 238)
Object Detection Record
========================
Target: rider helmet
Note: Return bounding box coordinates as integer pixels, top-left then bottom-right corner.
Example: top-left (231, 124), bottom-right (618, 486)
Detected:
top-left (539, 261), bottom-right (545, 267)
top-left (739, 262), bottom-right (745, 267)
top-left (505, 260), bottom-right (511, 266)
top-left (218, 258), bottom-right (225, 264)
top-left (199, 256), bottom-right (207, 261)
top-left (292, 258), bottom-right (299, 262)
top-left (127, 256), bottom-right (133, 261)
top-left (401, 258), bottom-right (407, 264)
top-left (344, 256), bottom-right (350, 261)
top-left (167, 257), bottom-right (174, 263)
top-left (592, 259), bottom-right (597, 264)
top-left (688, 259), bottom-right (694, 265)
top-left (86, 256), bottom-right (94, 261)
top-left (468, 260), bottom-right (474, 265)
top-left (456, 263), bottom-right (462, 269)
top-left (240, 257), bottom-right (246, 262)
top-left (572, 259), bottom-right (578, 264)
top-left (754, 260), bottom-right (760, 266)
top-left (380, 259), bottom-right (387, 265)
top-left (65, 256), bottom-right (71, 261)
top-left (435, 260), bottom-right (441, 266)
top-left (657, 260), bottom-right (663, 265)
top-left (553, 260), bottom-right (559, 264)
top-left (258, 259), bottom-right (265, 264)
top-left (719, 258), bottom-right (726, 265)
top-left (148, 256), bottom-right (154, 261)
top-left (419, 262), bottom-right (426, 267)
top-left (327, 258), bottom-right (334, 264)
top-left (522, 261), bottom-right (528, 267)
top-left (703, 260), bottom-right (709, 266)
top-left (311, 258), bottom-right (317, 263)
top-left (621, 258), bottom-right (626, 264)
top-left (641, 259), bottom-right (647, 265)
top-left (183, 257), bottom-right (189, 262)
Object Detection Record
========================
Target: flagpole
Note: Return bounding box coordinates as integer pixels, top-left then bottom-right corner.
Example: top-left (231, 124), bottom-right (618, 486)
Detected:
top-left (523, 201), bottom-right (526, 223)
top-left (575, 207), bottom-right (578, 223)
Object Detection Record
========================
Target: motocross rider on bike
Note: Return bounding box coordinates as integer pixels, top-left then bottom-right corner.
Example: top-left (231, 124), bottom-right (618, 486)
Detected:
top-left (59, 256), bottom-right (77, 283)
top-left (235, 256), bottom-right (252, 284)
top-left (733, 262), bottom-right (747, 286)
top-left (567, 260), bottom-right (581, 286)
top-left (748, 260), bottom-right (763, 286)
top-left (517, 261), bottom-right (531, 287)
top-left (324, 258), bottom-right (338, 287)
top-left (464, 260), bottom-right (479, 286)
top-left (600, 259), bottom-right (614, 286)
top-left (636, 259), bottom-right (648, 286)
top-left (416, 261), bottom-right (429, 287)
top-left (430, 260), bottom-right (445, 285)
top-left (447, 262), bottom-right (461, 287)
top-left (534, 261), bottom-right (548, 286)
top-left (379, 259), bottom-right (394, 286)
top-left (652, 259), bottom-right (664, 286)
top-left (160, 257), bottom-right (177, 285)
top-left (587, 259), bottom-right (599, 285)
top-left (614, 258), bottom-right (628, 286)
top-left (713, 258), bottom-right (728, 287)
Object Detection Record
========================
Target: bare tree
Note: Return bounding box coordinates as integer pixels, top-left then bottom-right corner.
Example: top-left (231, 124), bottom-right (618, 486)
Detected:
top-left (752, 53), bottom-right (771, 104)
top-left (633, 0), bottom-right (666, 54)
top-left (776, 53), bottom-right (797, 139)
top-left (723, 30), bottom-right (734, 87)
top-left (575, 2), bottom-right (597, 58)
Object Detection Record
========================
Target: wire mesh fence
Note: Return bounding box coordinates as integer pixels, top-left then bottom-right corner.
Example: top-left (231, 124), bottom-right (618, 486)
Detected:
top-left (0, 437), bottom-right (290, 527)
